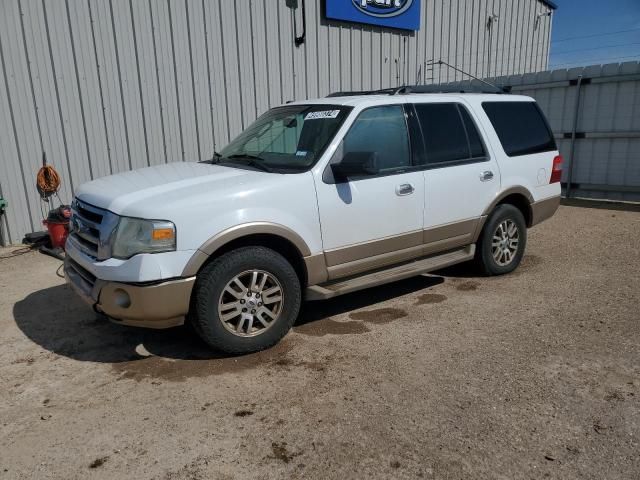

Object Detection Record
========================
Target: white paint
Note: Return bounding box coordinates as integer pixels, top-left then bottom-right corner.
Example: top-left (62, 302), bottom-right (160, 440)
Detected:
top-left (66, 92), bottom-right (560, 288)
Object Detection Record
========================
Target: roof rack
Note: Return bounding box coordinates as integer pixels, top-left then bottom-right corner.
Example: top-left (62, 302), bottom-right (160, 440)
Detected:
top-left (326, 87), bottom-right (403, 97)
top-left (328, 60), bottom-right (513, 97)
top-left (402, 84), bottom-right (511, 94)
top-left (326, 83), bottom-right (511, 98)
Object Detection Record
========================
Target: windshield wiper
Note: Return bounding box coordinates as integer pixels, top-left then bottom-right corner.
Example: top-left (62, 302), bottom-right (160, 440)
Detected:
top-left (200, 151), bottom-right (223, 164)
top-left (224, 154), bottom-right (275, 173)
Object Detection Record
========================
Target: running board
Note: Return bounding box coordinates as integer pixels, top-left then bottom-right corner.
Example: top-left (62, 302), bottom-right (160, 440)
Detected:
top-left (306, 245), bottom-right (475, 300)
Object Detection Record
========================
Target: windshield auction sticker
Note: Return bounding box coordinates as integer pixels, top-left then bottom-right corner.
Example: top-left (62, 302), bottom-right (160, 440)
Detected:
top-left (305, 110), bottom-right (341, 120)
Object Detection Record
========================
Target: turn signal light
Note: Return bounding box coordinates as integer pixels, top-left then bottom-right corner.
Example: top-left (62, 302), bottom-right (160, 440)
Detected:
top-left (152, 228), bottom-right (175, 241)
top-left (550, 155), bottom-right (563, 184)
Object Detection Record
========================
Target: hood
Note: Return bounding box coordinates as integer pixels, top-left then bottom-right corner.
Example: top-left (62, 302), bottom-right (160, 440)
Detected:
top-left (76, 162), bottom-right (268, 218)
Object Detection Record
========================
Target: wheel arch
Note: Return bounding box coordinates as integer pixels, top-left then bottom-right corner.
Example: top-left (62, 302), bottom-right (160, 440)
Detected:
top-left (483, 187), bottom-right (534, 227)
top-left (182, 222), bottom-right (323, 286)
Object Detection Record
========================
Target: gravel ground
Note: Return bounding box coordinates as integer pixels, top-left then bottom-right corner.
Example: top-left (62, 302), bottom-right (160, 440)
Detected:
top-left (0, 204), bottom-right (639, 479)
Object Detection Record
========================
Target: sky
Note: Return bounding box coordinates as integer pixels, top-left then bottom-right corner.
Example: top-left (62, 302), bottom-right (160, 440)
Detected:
top-left (549, 0), bottom-right (640, 69)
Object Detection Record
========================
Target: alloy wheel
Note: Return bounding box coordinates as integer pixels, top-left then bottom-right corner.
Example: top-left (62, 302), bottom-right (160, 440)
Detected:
top-left (491, 219), bottom-right (520, 266)
top-left (217, 270), bottom-right (284, 337)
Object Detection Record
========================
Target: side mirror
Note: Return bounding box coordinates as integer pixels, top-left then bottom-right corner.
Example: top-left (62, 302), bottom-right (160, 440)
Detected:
top-left (331, 151), bottom-right (379, 179)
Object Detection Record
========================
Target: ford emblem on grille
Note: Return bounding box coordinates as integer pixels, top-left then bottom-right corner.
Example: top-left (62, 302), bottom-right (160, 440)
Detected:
top-left (75, 218), bottom-right (91, 237)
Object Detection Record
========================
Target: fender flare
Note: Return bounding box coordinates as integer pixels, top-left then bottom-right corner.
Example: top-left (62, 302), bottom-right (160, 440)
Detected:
top-left (482, 186), bottom-right (534, 221)
top-left (182, 222), bottom-right (312, 277)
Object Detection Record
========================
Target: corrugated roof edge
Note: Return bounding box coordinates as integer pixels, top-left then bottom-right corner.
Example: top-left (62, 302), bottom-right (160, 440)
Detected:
top-left (540, 0), bottom-right (557, 10)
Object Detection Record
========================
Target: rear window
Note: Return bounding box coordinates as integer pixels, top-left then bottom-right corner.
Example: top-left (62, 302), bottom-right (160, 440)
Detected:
top-left (482, 102), bottom-right (556, 157)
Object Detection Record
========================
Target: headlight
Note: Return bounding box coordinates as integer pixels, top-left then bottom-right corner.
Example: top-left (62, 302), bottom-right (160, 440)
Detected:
top-left (111, 217), bottom-right (176, 259)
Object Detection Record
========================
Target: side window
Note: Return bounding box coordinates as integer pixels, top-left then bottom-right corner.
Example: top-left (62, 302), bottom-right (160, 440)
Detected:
top-left (414, 103), bottom-right (486, 165)
top-left (342, 105), bottom-right (410, 172)
top-left (482, 101), bottom-right (556, 157)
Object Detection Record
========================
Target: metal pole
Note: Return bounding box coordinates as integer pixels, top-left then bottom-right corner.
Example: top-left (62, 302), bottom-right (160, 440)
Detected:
top-left (566, 75), bottom-right (583, 198)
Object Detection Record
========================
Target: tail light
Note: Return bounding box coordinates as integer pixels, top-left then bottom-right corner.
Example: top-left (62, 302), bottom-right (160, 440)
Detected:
top-left (550, 155), bottom-right (563, 184)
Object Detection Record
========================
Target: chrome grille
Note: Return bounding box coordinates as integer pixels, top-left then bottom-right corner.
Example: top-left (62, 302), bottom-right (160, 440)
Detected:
top-left (64, 255), bottom-right (100, 304)
top-left (66, 256), bottom-right (97, 289)
top-left (69, 198), bottom-right (119, 260)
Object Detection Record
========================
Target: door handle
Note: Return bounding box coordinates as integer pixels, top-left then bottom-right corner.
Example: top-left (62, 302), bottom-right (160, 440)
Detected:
top-left (479, 170), bottom-right (494, 182)
top-left (396, 183), bottom-right (415, 196)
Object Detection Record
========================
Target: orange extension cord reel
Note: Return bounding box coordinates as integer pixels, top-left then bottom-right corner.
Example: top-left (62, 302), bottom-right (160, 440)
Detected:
top-left (37, 154), bottom-right (71, 250)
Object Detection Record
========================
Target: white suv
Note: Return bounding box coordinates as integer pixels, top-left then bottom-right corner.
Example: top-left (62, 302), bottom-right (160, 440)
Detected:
top-left (65, 87), bottom-right (561, 354)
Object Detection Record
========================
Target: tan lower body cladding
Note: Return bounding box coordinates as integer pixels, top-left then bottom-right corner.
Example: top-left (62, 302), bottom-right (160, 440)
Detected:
top-left (530, 195), bottom-right (560, 226)
top-left (74, 196), bottom-right (559, 324)
top-left (313, 217), bottom-right (483, 281)
top-left (306, 195), bottom-right (561, 284)
top-left (96, 278), bottom-right (195, 328)
top-left (64, 256), bottom-right (194, 329)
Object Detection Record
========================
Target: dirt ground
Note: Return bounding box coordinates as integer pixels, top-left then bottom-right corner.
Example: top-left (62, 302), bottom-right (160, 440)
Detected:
top-left (0, 204), bottom-right (639, 479)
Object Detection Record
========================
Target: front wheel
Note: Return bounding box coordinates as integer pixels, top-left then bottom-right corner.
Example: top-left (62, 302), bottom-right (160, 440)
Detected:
top-left (191, 246), bottom-right (301, 354)
top-left (475, 204), bottom-right (527, 275)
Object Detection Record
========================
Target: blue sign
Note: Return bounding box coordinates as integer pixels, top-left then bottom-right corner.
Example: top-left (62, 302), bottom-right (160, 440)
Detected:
top-left (326, 0), bottom-right (421, 31)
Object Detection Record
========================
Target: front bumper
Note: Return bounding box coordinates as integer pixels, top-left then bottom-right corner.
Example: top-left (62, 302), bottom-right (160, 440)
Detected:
top-left (64, 256), bottom-right (195, 329)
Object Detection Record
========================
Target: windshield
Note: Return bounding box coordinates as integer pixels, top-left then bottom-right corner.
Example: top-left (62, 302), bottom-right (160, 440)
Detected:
top-left (217, 104), bottom-right (352, 172)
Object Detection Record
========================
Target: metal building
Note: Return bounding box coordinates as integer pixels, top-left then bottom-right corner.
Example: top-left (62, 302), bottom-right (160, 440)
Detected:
top-left (445, 61), bottom-right (640, 202)
top-left (0, 0), bottom-right (555, 245)
top-left (502, 62), bottom-right (640, 203)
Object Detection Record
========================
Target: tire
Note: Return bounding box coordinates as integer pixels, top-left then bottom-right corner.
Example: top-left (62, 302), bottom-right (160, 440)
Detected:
top-left (191, 246), bottom-right (301, 354)
top-left (475, 204), bottom-right (527, 276)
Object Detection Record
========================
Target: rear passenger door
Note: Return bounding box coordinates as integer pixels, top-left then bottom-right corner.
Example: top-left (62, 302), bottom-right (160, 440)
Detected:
top-left (412, 102), bottom-right (500, 250)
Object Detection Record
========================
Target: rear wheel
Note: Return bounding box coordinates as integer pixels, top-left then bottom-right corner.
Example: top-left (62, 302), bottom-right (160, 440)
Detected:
top-left (191, 246), bottom-right (301, 354)
top-left (475, 204), bottom-right (527, 275)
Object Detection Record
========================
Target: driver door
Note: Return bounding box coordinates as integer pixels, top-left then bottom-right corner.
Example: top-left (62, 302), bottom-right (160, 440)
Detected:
top-left (314, 104), bottom-right (424, 280)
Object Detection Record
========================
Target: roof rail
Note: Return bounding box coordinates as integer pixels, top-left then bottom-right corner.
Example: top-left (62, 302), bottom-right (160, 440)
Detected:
top-left (399, 84), bottom-right (511, 94)
top-left (326, 87), bottom-right (404, 97)
top-left (326, 83), bottom-right (511, 98)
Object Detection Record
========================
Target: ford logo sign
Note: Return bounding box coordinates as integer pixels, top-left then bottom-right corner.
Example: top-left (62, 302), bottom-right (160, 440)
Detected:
top-left (352, 0), bottom-right (414, 18)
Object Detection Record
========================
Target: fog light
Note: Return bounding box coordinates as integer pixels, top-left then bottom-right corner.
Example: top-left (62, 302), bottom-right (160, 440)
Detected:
top-left (113, 288), bottom-right (131, 308)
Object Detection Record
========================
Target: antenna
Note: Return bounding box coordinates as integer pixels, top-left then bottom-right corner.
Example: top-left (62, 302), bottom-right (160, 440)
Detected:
top-left (427, 59), bottom-right (507, 93)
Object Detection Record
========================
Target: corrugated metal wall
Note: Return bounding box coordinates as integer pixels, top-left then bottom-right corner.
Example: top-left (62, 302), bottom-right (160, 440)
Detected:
top-left (0, 0), bottom-right (553, 245)
top-left (451, 61), bottom-right (640, 202)
top-left (517, 62), bottom-right (640, 202)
